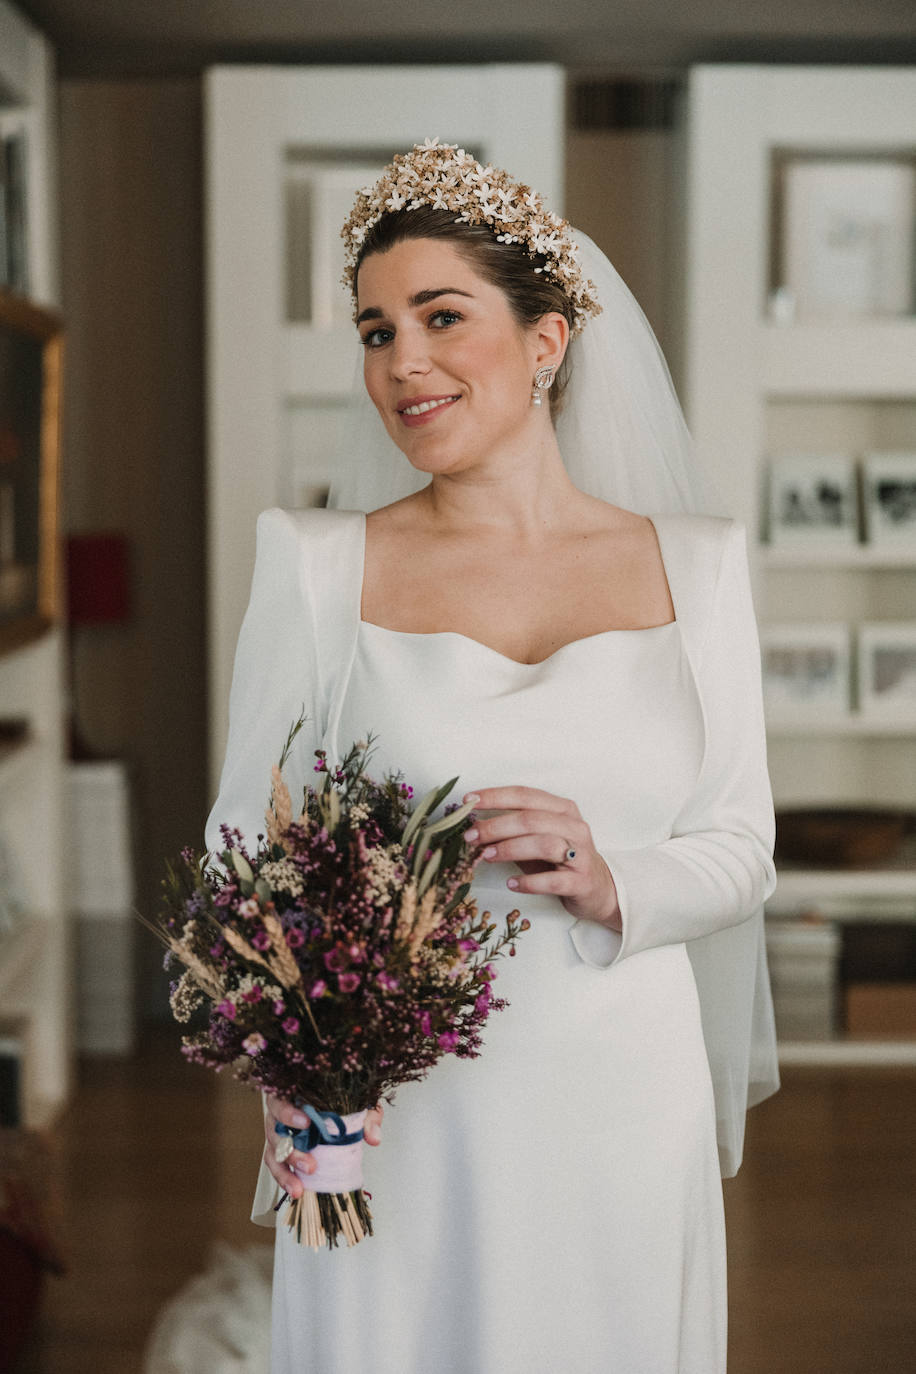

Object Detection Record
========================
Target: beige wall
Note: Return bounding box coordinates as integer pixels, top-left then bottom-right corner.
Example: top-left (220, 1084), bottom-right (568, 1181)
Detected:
top-left (59, 79), bottom-right (207, 1015)
top-left (58, 82), bottom-right (674, 1017)
top-left (565, 128), bottom-right (678, 363)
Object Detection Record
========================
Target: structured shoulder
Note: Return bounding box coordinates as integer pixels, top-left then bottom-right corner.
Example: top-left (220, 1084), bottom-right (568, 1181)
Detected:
top-left (257, 505), bottom-right (364, 551)
top-left (650, 513), bottom-right (742, 667)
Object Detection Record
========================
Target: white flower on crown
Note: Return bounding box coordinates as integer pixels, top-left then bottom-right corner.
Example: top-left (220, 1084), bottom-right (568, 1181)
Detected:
top-left (340, 140), bottom-right (601, 336)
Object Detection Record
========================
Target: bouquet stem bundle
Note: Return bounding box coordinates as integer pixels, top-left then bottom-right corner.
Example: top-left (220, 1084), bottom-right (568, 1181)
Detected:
top-left (147, 719), bottom-right (528, 1250)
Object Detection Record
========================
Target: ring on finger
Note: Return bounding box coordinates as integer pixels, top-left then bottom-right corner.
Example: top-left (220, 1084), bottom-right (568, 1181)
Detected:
top-left (562, 842), bottom-right (577, 863)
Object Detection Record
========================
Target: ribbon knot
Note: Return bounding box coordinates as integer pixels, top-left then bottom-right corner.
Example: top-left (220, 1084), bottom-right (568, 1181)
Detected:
top-left (275, 1103), bottom-right (365, 1153)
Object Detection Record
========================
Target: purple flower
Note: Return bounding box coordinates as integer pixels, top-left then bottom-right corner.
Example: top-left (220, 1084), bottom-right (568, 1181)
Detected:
top-left (475, 990), bottom-right (491, 1016)
top-left (419, 1011), bottom-right (432, 1037)
top-left (285, 927), bottom-right (305, 949)
top-left (338, 971), bottom-right (361, 994)
top-left (459, 937), bottom-right (480, 953)
top-left (324, 947), bottom-right (346, 973)
top-left (282, 1017), bottom-right (300, 1035)
top-left (216, 999), bottom-right (236, 1020)
top-left (376, 971), bottom-right (399, 992)
top-left (438, 1030), bottom-right (460, 1052)
top-left (251, 928), bottom-right (271, 952)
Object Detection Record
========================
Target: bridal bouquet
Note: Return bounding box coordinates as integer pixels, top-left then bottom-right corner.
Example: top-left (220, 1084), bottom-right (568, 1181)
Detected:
top-left (148, 717), bottom-right (528, 1250)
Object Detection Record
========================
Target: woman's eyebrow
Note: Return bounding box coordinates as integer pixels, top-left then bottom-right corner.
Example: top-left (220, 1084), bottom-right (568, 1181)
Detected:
top-left (356, 287), bottom-right (474, 325)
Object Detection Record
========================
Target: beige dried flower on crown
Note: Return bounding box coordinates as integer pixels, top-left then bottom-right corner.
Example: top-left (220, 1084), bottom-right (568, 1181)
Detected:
top-left (340, 138), bottom-right (601, 337)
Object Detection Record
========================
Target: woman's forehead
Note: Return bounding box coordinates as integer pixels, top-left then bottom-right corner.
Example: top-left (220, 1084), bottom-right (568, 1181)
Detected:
top-left (355, 238), bottom-right (488, 307)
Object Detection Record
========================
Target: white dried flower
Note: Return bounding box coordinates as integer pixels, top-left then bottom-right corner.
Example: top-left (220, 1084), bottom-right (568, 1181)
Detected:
top-left (340, 140), bottom-right (601, 337)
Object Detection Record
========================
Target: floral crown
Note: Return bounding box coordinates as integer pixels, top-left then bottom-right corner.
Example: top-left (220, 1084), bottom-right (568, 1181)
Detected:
top-left (340, 139), bottom-right (601, 337)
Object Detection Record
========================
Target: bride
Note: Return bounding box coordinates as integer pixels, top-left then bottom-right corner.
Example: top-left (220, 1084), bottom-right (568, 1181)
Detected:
top-left (206, 141), bottom-right (778, 1373)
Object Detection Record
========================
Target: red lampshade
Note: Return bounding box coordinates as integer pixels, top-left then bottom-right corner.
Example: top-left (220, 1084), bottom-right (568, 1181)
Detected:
top-left (66, 533), bottom-right (131, 626)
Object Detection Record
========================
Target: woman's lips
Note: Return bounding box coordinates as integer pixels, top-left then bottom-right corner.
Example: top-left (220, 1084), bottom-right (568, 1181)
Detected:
top-left (397, 395), bottom-right (460, 428)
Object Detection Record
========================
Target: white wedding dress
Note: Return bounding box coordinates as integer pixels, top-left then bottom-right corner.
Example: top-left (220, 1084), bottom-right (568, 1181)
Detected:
top-left (269, 615), bottom-right (726, 1373)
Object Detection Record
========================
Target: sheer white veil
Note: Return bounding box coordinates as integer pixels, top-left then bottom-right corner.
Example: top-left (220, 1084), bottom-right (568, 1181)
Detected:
top-left (327, 230), bottom-right (730, 518)
top-left (326, 230), bottom-right (777, 1175)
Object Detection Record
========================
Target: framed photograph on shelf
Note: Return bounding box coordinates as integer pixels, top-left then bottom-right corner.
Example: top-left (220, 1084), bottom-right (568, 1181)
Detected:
top-left (857, 622), bottom-right (916, 719)
top-left (0, 290), bottom-right (62, 656)
top-left (766, 453), bottom-right (859, 545)
top-left (760, 622), bottom-right (852, 720)
top-left (862, 452), bottom-right (916, 547)
top-left (774, 157), bottom-right (915, 321)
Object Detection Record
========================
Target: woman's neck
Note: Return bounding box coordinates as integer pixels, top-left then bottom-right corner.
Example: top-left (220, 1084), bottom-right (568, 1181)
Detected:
top-left (419, 434), bottom-right (585, 539)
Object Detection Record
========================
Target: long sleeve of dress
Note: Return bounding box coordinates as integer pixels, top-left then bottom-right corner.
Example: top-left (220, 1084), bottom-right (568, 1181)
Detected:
top-left (205, 508), bottom-right (321, 859)
top-left (569, 518), bottom-right (776, 969)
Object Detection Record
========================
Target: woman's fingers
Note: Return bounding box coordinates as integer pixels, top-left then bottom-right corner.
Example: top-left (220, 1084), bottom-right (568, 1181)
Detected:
top-left (364, 1104), bottom-right (384, 1147)
top-left (478, 831), bottom-right (575, 866)
top-left (464, 785), bottom-right (580, 816)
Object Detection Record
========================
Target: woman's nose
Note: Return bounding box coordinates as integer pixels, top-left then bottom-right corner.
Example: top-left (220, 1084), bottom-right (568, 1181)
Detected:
top-left (388, 329), bottom-right (431, 380)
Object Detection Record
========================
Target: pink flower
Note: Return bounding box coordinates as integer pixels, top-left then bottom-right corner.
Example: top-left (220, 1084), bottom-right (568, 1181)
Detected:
top-left (251, 928), bottom-right (271, 951)
top-left (475, 991), bottom-right (491, 1015)
top-left (241, 986), bottom-right (263, 1003)
top-left (308, 979), bottom-right (327, 999)
top-left (273, 999), bottom-right (286, 1016)
top-left (376, 971), bottom-right (400, 992)
top-left (438, 1030), bottom-right (460, 1052)
top-left (285, 927), bottom-right (305, 949)
top-left (324, 947), bottom-right (346, 972)
top-left (216, 999), bottom-right (236, 1020)
top-left (282, 1017), bottom-right (300, 1035)
top-left (459, 937), bottom-right (480, 953)
top-left (419, 1011), bottom-right (432, 1037)
top-left (338, 971), bottom-right (361, 994)
top-left (242, 1032), bottom-right (267, 1055)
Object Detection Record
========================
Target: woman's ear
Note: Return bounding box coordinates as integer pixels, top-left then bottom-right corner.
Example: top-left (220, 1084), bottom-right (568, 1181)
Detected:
top-left (533, 311), bottom-right (570, 374)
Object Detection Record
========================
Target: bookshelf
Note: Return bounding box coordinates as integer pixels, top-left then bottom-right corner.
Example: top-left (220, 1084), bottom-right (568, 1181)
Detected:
top-left (683, 65), bottom-right (916, 1063)
top-left (0, 1), bottom-right (69, 1126)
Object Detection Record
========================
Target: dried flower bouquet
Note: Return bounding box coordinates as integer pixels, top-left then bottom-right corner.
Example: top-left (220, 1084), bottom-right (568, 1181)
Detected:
top-left (147, 717), bottom-right (527, 1250)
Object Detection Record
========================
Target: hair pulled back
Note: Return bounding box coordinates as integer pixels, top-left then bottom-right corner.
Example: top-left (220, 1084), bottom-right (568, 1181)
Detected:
top-left (354, 206), bottom-right (573, 417)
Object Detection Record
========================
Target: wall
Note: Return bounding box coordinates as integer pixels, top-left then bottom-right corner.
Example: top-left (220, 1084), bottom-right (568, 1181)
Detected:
top-left (59, 79), bottom-right (207, 1015)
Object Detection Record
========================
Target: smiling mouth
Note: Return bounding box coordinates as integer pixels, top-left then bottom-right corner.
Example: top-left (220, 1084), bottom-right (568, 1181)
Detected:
top-left (398, 396), bottom-right (460, 417)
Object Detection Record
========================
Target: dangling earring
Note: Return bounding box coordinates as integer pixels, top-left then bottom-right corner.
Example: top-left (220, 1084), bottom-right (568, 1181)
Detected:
top-left (531, 366), bottom-right (554, 406)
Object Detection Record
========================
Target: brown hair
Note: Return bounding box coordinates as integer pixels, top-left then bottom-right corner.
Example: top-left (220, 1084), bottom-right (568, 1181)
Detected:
top-left (354, 206), bottom-right (573, 417)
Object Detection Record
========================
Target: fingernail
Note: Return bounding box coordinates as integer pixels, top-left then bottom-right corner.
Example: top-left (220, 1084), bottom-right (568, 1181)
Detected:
top-left (482, 846), bottom-right (497, 859)
top-left (465, 828), bottom-right (479, 842)
top-left (291, 1111), bottom-right (309, 1127)
top-left (507, 878), bottom-right (519, 889)
top-left (463, 793), bottom-right (480, 804)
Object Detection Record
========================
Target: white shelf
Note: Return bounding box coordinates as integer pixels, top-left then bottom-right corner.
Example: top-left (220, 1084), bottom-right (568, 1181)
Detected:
top-left (762, 544), bottom-right (916, 569)
top-left (769, 854), bottom-right (916, 914)
top-left (761, 320), bottom-right (916, 398)
top-left (765, 713), bottom-right (916, 735)
top-left (777, 1039), bottom-right (916, 1066)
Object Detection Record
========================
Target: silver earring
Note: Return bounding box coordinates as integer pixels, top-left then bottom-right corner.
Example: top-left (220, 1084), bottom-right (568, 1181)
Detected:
top-left (531, 366), bottom-right (554, 406)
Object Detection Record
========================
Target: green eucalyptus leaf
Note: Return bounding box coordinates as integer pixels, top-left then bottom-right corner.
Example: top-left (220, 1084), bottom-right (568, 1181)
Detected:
top-left (417, 848), bottom-right (443, 896)
top-left (230, 849), bottom-right (254, 883)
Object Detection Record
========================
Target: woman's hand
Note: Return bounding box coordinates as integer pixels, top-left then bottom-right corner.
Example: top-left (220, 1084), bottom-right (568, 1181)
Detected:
top-left (463, 786), bottom-right (622, 931)
top-left (264, 1097), bottom-right (384, 1199)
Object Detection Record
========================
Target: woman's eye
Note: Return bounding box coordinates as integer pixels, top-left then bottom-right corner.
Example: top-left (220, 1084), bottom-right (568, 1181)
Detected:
top-left (429, 309), bottom-right (461, 328)
top-left (362, 327), bottom-right (394, 349)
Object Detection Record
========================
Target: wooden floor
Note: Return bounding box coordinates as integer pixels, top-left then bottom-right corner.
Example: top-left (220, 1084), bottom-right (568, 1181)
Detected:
top-left (15, 1029), bottom-right (916, 1373)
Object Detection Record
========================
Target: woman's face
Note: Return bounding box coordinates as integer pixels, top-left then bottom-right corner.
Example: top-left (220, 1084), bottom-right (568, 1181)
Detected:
top-left (355, 238), bottom-right (542, 476)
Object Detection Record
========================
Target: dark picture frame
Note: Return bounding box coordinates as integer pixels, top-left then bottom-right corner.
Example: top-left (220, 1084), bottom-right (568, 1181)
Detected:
top-left (0, 289), bottom-right (62, 656)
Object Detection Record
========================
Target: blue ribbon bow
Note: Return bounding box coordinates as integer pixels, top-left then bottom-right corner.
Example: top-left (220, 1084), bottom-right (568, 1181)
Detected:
top-left (275, 1103), bottom-right (365, 1153)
